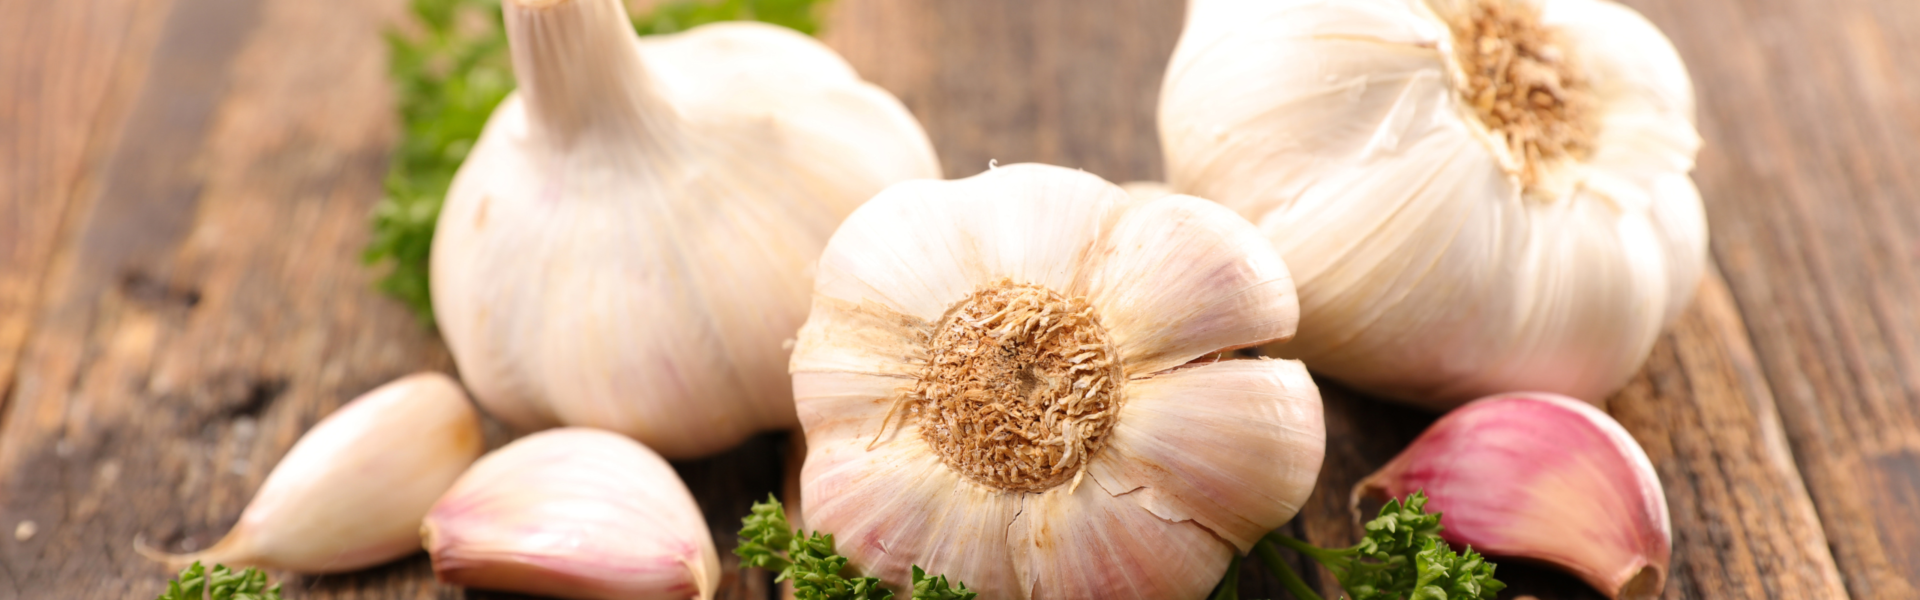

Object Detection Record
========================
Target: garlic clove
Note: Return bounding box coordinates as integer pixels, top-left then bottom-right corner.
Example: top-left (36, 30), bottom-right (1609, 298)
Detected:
top-left (1085, 358), bottom-right (1324, 551)
top-left (1353, 393), bottom-right (1672, 600)
top-left (1010, 479), bottom-right (1235, 600)
top-left (633, 22), bottom-right (940, 185)
top-left (144, 372), bottom-right (483, 573)
top-left (1546, 0), bottom-right (1708, 330)
top-left (1118, 180), bottom-right (1175, 205)
top-left (795, 372), bottom-right (1025, 594)
top-left (807, 165), bottom-right (1122, 323)
top-left (1080, 195), bottom-right (1299, 376)
top-left (432, 0), bottom-right (939, 459)
top-left (423, 427), bottom-right (718, 600)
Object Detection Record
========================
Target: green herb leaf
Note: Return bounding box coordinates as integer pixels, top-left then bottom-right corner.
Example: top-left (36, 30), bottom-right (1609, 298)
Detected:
top-left (155, 561), bottom-right (282, 600)
top-left (910, 565), bottom-right (978, 600)
top-left (370, 0), bottom-right (829, 326)
top-left (736, 495), bottom-right (971, 600)
top-left (1233, 491), bottom-right (1503, 600)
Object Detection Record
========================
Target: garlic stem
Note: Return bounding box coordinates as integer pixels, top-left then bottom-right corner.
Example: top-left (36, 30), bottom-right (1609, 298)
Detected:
top-left (505, 0), bottom-right (675, 151)
top-left (1209, 557), bottom-right (1241, 600)
top-left (1254, 537), bottom-right (1323, 600)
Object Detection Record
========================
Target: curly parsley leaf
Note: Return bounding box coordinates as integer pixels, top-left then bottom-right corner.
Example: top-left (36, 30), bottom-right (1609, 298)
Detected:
top-left (369, 0), bottom-right (829, 326)
top-left (910, 565), bottom-right (978, 600)
top-left (1232, 491), bottom-right (1504, 600)
top-left (155, 561), bottom-right (282, 600)
top-left (736, 495), bottom-right (972, 600)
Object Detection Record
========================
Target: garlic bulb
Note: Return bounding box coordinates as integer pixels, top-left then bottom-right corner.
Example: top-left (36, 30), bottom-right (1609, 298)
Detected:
top-left (431, 0), bottom-right (940, 458)
top-left (1354, 393), bottom-right (1671, 599)
top-left (792, 164), bottom-right (1325, 599)
top-left (423, 427), bottom-right (719, 600)
top-left (1159, 0), bottom-right (1707, 408)
top-left (144, 373), bottom-right (483, 573)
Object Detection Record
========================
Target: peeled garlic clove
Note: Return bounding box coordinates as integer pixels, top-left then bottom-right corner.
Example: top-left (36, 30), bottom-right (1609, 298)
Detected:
top-left (1354, 393), bottom-right (1671, 599)
top-left (1160, 0), bottom-right (1708, 409)
top-left (423, 428), bottom-right (719, 600)
top-left (145, 372), bottom-right (483, 573)
top-left (431, 0), bottom-right (940, 459)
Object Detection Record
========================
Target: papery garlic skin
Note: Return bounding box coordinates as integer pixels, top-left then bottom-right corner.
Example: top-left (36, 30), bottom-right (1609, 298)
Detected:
top-left (152, 372), bottom-right (483, 573)
top-left (423, 427), bottom-right (719, 600)
top-left (1160, 0), bottom-right (1707, 409)
top-left (1354, 393), bottom-right (1672, 599)
top-left (792, 164), bottom-right (1326, 600)
top-left (431, 0), bottom-right (940, 458)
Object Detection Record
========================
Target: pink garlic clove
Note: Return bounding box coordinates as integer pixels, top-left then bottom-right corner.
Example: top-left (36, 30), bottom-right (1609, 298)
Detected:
top-left (1354, 393), bottom-right (1672, 600)
top-left (422, 428), bottom-right (718, 600)
top-left (141, 372), bottom-right (485, 573)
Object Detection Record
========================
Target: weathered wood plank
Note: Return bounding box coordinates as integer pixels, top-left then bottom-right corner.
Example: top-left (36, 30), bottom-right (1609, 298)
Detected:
top-left (0, 0), bottom-right (450, 595)
top-left (0, 0), bottom-right (175, 451)
top-left (1616, 0), bottom-right (1920, 597)
top-left (0, 0), bottom-right (1903, 599)
top-left (823, 0), bottom-right (1183, 183)
top-left (1611, 271), bottom-right (1847, 599)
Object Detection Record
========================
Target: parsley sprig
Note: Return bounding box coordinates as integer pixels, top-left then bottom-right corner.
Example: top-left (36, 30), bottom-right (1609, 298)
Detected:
top-left (154, 561), bottom-right (282, 600)
top-left (368, 0), bottom-right (827, 326)
top-left (737, 495), bottom-right (976, 600)
top-left (1221, 492), bottom-right (1505, 600)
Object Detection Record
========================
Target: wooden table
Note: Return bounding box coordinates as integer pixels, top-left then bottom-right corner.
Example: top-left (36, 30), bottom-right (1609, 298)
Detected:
top-left (2, 0), bottom-right (1914, 597)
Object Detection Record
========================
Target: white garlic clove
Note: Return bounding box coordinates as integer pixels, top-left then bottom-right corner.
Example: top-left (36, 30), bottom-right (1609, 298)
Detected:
top-left (1085, 359), bottom-right (1324, 551)
top-left (1118, 181), bottom-right (1176, 205)
top-left (1159, 0), bottom-right (1707, 409)
top-left (431, 0), bottom-right (939, 459)
top-left (1353, 393), bottom-right (1672, 600)
top-left (143, 372), bottom-right (483, 573)
top-left (422, 428), bottom-right (718, 600)
top-left (1079, 195), bottom-right (1299, 376)
top-left (793, 164), bottom-right (1324, 599)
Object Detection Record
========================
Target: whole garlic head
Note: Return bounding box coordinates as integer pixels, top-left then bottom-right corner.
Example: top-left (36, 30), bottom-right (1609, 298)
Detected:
top-left (1159, 0), bottom-right (1707, 408)
top-left (431, 0), bottom-right (940, 458)
top-left (792, 164), bottom-right (1326, 599)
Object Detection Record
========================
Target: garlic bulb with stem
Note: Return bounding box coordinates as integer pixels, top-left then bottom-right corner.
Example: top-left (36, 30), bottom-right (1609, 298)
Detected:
top-left (430, 0), bottom-right (940, 459)
top-left (1353, 393), bottom-right (1672, 600)
top-left (792, 164), bottom-right (1325, 600)
top-left (139, 372), bottom-right (483, 573)
top-left (422, 427), bottom-right (719, 600)
top-left (1159, 0), bottom-right (1707, 409)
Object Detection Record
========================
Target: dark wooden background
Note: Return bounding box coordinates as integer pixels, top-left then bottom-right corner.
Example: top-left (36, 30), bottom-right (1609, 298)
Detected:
top-left (2, 0), bottom-right (1916, 597)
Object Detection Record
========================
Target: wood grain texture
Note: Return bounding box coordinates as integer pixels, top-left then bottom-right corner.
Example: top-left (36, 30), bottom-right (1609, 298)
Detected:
top-left (823, 0), bottom-right (1183, 183)
top-left (0, 0), bottom-right (1909, 598)
top-left (0, 0), bottom-right (176, 446)
top-left (1615, 0), bottom-right (1920, 597)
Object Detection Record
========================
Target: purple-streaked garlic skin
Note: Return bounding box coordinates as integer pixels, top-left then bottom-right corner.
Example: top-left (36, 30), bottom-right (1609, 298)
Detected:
top-left (422, 428), bottom-right (718, 600)
top-left (147, 372), bottom-right (485, 573)
top-left (1354, 393), bottom-right (1671, 600)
